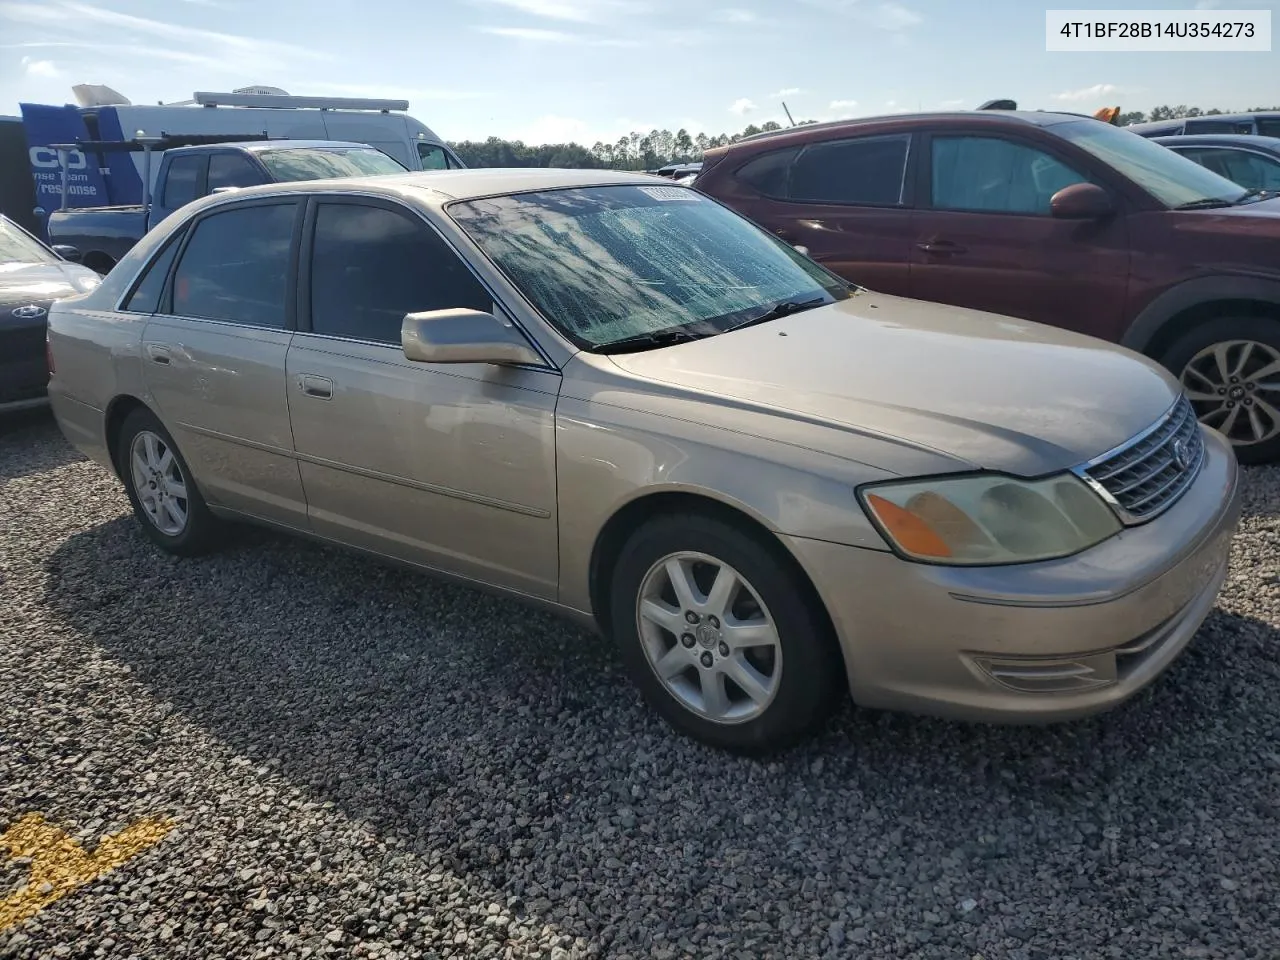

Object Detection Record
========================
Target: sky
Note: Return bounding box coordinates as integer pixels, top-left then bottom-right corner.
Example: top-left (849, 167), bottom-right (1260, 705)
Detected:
top-left (0, 0), bottom-right (1276, 146)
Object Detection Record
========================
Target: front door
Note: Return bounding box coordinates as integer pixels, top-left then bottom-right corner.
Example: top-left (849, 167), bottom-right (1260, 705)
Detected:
top-left (140, 199), bottom-right (307, 527)
top-left (285, 196), bottom-right (561, 600)
top-left (909, 133), bottom-right (1131, 342)
top-left (717, 132), bottom-right (918, 295)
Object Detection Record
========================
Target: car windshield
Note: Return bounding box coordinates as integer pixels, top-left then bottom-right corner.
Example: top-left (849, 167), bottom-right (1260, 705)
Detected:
top-left (448, 184), bottom-right (851, 350)
top-left (0, 216), bottom-right (56, 265)
top-left (1057, 119), bottom-right (1248, 208)
top-left (257, 147), bottom-right (408, 181)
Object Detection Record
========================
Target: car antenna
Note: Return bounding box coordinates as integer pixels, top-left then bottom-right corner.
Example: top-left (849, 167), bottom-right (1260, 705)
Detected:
top-left (781, 101), bottom-right (797, 127)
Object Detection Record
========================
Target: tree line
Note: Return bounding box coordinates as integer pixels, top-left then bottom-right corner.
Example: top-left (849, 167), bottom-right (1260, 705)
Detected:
top-left (449, 119), bottom-right (816, 171)
top-left (450, 104), bottom-right (1280, 171)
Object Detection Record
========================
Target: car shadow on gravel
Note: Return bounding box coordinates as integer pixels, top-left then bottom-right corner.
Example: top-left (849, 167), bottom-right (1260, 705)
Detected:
top-left (0, 410), bottom-right (85, 482)
top-left (41, 510), bottom-right (1280, 957)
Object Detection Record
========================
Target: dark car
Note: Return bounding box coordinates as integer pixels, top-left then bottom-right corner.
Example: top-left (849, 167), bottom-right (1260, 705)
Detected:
top-left (0, 214), bottom-right (101, 413)
top-left (1153, 134), bottom-right (1280, 194)
top-left (693, 110), bottom-right (1280, 462)
top-left (1126, 112), bottom-right (1280, 139)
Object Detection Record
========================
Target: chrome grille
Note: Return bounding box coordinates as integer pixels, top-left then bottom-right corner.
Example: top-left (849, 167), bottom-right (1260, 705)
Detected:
top-left (1077, 396), bottom-right (1205, 524)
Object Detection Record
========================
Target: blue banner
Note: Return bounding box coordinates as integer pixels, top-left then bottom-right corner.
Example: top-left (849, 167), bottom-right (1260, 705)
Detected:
top-left (18, 103), bottom-right (112, 231)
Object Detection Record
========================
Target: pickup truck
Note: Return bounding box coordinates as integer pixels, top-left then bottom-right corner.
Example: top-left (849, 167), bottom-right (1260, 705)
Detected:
top-left (48, 140), bottom-right (408, 274)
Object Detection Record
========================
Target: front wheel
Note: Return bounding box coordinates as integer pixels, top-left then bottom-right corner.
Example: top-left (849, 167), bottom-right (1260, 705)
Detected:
top-left (1159, 317), bottom-right (1280, 465)
top-left (609, 513), bottom-right (844, 754)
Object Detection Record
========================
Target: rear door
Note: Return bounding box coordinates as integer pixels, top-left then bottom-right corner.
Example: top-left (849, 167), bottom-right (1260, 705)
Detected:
top-left (714, 133), bottom-right (917, 294)
top-left (909, 130), bottom-right (1131, 341)
top-left (139, 199), bottom-right (307, 527)
top-left (285, 196), bottom-right (561, 599)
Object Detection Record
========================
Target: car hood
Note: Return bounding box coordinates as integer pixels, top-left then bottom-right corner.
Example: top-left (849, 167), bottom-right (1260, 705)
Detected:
top-left (0, 260), bottom-right (98, 305)
top-left (606, 292), bottom-right (1181, 477)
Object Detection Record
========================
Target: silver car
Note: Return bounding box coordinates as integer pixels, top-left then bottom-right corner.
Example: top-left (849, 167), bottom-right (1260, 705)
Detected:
top-left (46, 170), bottom-right (1242, 752)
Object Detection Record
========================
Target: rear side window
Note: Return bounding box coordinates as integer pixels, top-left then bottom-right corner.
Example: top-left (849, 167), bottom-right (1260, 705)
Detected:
top-left (1184, 118), bottom-right (1253, 134)
top-left (931, 136), bottom-right (1088, 214)
top-left (162, 156), bottom-right (204, 209)
top-left (171, 203), bottom-right (297, 328)
top-left (207, 153), bottom-right (264, 190)
top-left (122, 229), bottom-right (185, 313)
top-left (1258, 119), bottom-right (1280, 138)
top-left (309, 202), bottom-right (491, 344)
top-left (735, 147), bottom-right (800, 197)
top-left (788, 135), bottom-right (910, 206)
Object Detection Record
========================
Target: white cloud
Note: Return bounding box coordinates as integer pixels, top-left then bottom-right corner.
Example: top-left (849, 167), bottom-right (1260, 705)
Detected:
top-left (473, 0), bottom-right (647, 21)
top-left (1053, 83), bottom-right (1121, 102)
top-left (478, 24), bottom-right (639, 44)
top-left (772, 87), bottom-right (803, 97)
top-left (713, 7), bottom-right (757, 22)
top-left (729, 97), bottom-right (756, 115)
top-left (21, 55), bottom-right (60, 78)
top-left (829, 98), bottom-right (858, 110)
top-left (797, 0), bottom-right (922, 31)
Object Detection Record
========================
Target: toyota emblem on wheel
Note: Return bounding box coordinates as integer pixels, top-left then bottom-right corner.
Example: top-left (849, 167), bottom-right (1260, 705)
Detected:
top-left (10, 304), bottom-right (47, 319)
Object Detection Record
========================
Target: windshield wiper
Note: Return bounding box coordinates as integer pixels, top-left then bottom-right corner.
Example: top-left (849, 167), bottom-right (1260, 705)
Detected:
top-left (723, 296), bottom-right (829, 334)
top-left (1173, 197), bottom-right (1236, 210)
top-left (1234, 187), bottom-right (1275, 204)
top-left (595, 327), bottom-right (709, 355)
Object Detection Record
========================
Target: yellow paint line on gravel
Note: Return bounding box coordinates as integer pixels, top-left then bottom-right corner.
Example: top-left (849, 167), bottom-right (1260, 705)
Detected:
top-left (0, 813), bottom-right (175, 932)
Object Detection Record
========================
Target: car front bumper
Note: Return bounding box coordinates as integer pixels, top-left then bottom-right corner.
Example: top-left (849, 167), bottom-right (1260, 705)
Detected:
top-left (783, 425), bottom-right (1242, 723)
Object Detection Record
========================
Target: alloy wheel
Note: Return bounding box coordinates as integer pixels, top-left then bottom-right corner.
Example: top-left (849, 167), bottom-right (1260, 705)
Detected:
top-left (635, 551), bottom-right (782, 724)
top-left (129, 430), bottom-right (189, 536)
top-left (1181, 339), bottom-right (1280, 447)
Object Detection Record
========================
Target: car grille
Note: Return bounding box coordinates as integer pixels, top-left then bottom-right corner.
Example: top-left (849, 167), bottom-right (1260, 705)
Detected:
top-left (1076, 395), bottom-right (1205, 524)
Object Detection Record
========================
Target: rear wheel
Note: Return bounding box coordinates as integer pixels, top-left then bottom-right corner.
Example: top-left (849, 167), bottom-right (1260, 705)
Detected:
top-left (116, 408), bottom-right (222, 556)
top-left (609, 512), bottom-right (844, 754)
top-left (1159, 317), bottom-right (1280, 465)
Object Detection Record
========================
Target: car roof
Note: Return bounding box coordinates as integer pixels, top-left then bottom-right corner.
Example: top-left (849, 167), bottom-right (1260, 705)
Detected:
top-left (1127, 112), bottom-right (1280, 132)
top-left (728, 110), bottom-right (1090, 148)
top-left (1152, 133), bottom-right (1280, 150)
top-left (171, 139), bottom-right (382, 154)
top-left (190, 167), bottom-right (668, 205)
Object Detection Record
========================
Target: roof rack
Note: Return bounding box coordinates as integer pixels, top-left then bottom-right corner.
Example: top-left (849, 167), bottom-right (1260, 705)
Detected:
top-left (192, 91), bottom-right (409, 113)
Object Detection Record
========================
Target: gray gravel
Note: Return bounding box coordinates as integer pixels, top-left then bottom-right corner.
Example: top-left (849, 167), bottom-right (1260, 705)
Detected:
top-left (1, 409), bottom-right (1278, 960)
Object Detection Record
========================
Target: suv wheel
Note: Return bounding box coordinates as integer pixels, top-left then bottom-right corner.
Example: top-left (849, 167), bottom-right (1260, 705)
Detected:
top-left (1160, 317), bottom-right (1280, 465)
top-left (116, 408), bottom-right (223, 556)
top-left (609, 512), bottom-right (844, 754)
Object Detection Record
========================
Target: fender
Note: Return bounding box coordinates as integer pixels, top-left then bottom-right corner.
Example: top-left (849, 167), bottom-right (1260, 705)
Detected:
top-left (1122, 274), bottom-right (1280, 354)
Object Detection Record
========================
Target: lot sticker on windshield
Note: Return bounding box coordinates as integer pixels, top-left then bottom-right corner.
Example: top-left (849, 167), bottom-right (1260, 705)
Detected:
top-left (638, 186), bottom-right (702, 201)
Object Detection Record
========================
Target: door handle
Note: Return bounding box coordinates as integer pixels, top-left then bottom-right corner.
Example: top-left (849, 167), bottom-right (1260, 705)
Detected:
top-left (916, 240), bottom-right (967, 255)
top-left (144, 342), bottom-right (172, 365)
top-left (296, 373), bottom-right (333, 400)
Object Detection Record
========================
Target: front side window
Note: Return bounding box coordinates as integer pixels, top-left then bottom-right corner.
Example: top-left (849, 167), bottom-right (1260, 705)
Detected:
top-left (256, 147), bottom-right (407, 182)
top-left (449, 184), bottom-right (850, 350)
top-left (171, 203), bottom-right (297, 328)
top-left (1056, 118), bottom-right (1247, 208)
top-left (931, 136), bottom-right (1088, 214)
top-left (0, 216), bottom-right (56, 264)
top-left (789, 135), bottom-right (910, 205)
top-left (207, 153), bottom-right (265, 190)
top-left (309, 203), bottom-right (491, 344)
top-left (417, 143), bottom-right (454, 170)
top-left (163, 155), bottom-right (205, 209)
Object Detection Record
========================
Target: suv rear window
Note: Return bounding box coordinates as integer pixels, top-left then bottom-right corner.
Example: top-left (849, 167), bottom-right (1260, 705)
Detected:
top-left (789, 135), bottom-right (910, 206)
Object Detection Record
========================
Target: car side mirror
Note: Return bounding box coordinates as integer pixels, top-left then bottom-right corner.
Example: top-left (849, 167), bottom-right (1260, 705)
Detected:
top-left (1050, 182), bottom-right (1115, 220)
top-left (401, 308), bottom-right (542, 366)
top-left (50, 244), bottom-right (82, 263)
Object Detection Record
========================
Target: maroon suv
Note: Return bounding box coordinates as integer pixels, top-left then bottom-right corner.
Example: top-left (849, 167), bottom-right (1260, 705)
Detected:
top-left (694, 111), bottom-right (1280, 463)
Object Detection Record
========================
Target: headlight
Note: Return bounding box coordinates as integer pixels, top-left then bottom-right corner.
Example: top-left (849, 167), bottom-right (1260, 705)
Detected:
top-left (858, 472), bottom-right (1121, 565)
top-left (70, 274), bottom-right (102, 294)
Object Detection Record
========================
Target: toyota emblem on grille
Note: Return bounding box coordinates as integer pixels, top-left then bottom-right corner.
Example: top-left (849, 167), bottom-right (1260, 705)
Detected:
top-left (1171, 439), bottom-right (1192, 471)
top-left (10, 304), bottom-right (47, 319)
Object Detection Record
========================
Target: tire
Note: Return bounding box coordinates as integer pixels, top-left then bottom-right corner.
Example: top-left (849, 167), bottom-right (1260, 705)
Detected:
top-left (115, 407), bottom-right (223, 556)
top-left (1158, 316), bottom-right (1280, 466)
top-left (609, 512), bottom-right (844, 754)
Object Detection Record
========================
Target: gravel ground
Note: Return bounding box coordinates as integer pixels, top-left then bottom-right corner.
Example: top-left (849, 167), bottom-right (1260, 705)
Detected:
top-left (1, 410), bottom-right (1278, 960)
